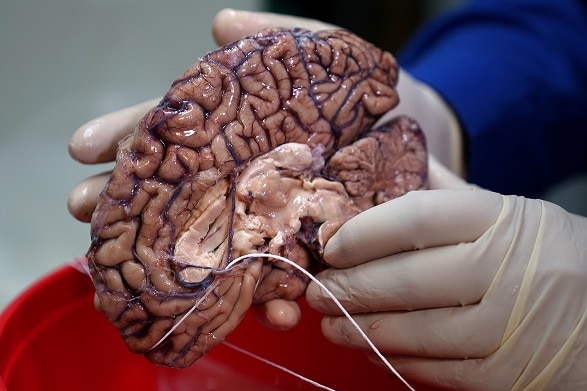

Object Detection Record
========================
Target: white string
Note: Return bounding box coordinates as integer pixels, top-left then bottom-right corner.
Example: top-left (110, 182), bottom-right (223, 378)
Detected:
top-left (221, 341), bottom-right (336, 391)
top-left (149, 253), bottom-right (416, 390)
top-left (226, 253), bottom-right (416, 391)
top-left (147, 281), bottom-right (219, 352)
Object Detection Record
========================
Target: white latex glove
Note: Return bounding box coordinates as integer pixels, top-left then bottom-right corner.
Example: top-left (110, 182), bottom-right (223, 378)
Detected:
top-left (306, 158), bottom-right (587, 390)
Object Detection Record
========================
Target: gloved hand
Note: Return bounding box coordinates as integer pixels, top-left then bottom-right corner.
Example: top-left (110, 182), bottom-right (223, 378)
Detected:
top-left (306, 157), bottom-right (587, 390)
top-left (68, 8), bottom-right (465, 330)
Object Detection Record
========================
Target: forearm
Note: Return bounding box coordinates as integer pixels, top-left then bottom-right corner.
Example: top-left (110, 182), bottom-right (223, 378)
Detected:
top-left (398, 0), bottom-right (587, 196)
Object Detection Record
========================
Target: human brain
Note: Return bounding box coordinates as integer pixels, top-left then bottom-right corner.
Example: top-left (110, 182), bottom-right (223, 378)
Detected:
top-left (87, 27), bottom-right (428, 367)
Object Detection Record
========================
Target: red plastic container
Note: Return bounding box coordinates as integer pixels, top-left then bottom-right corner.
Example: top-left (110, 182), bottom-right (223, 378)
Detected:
top-left (0, 265), bottom-right (436, 390)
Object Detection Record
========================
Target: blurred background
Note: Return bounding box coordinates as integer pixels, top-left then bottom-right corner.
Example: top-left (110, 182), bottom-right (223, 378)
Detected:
top-left (1, 0), bottom-right (585, 311)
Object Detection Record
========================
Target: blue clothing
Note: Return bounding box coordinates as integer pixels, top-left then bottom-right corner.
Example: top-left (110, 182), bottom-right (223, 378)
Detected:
top-left (398, 0), bottom-right (587, 197)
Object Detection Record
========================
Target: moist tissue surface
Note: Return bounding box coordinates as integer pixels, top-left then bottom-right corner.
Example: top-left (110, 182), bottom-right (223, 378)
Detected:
top-left (87, 27), bottom-right (428, 367)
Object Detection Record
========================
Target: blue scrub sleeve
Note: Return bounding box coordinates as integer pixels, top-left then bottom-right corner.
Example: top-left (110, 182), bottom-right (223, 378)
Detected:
top-left (398, 0), bottom-right (587, 197)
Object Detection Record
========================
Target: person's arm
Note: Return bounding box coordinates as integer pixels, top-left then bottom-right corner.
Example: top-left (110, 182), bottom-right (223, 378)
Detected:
top-left (398, 0), bottom-right (587, 197)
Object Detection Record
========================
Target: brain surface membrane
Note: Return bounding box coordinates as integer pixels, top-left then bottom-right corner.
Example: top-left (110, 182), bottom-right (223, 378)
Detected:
top-left (87, 27), bottom-right (427, 367)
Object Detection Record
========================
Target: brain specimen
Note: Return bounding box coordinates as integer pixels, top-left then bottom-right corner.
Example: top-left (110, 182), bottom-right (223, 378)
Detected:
top-left (87, 27), bottom-right (428, 367)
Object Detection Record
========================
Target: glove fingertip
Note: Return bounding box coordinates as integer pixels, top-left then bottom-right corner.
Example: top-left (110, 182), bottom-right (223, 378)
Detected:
top-left (253, 299), bottom-right (301, 331)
